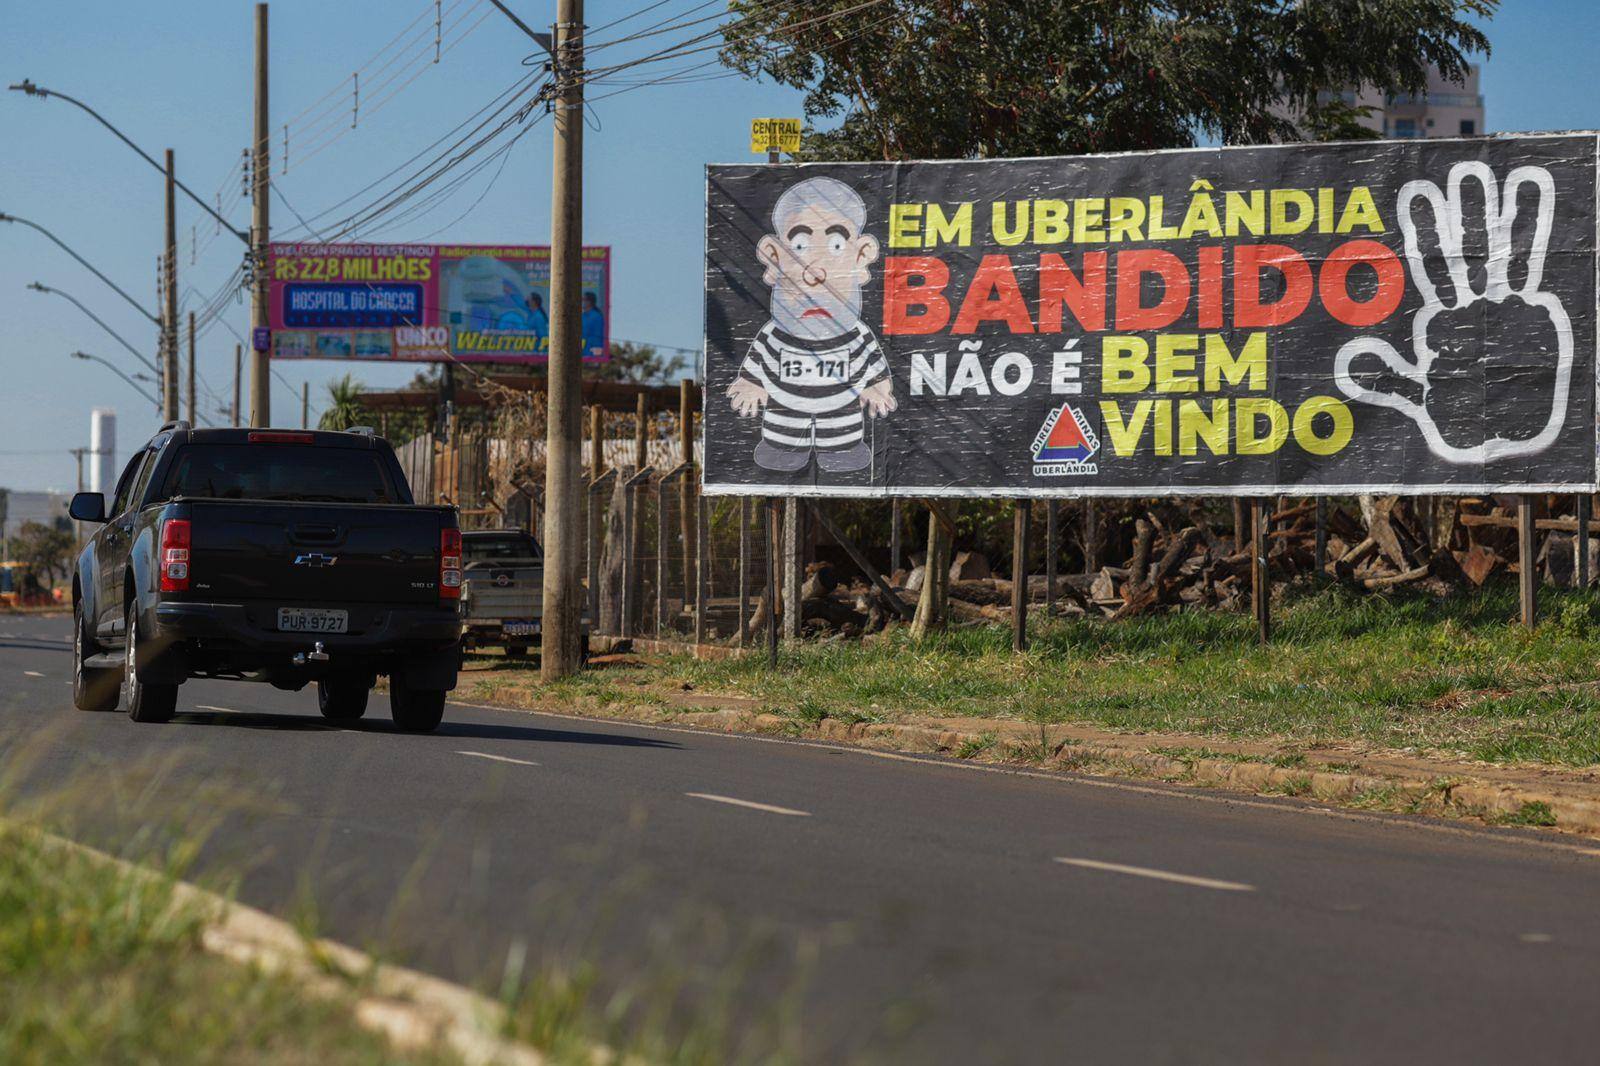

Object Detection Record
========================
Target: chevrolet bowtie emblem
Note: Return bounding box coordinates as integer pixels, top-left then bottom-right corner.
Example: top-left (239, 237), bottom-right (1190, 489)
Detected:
top-left (293, 553), bottom-right (338, 567)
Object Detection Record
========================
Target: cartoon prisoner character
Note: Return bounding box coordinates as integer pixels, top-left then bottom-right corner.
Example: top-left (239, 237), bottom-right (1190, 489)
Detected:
top-left (726, 176), bottom-right (896, 473)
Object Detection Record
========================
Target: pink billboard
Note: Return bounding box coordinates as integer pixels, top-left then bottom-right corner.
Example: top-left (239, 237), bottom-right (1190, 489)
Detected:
top-left (266, 242), bottom-right (611, 363)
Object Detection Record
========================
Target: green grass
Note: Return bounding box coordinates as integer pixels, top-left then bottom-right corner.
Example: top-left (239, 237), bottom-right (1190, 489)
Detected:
top-left (1495, 800), bottom-right (1559, 827)
top-left (658, 582), bottom-right (1600, 768)
top-left (0, 824), bottom-right (454, 1065)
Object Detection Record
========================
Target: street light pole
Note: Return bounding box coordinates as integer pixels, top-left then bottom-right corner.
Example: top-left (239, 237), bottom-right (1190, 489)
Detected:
top-left (70, 350), bottom-right (161, 408)
top-left (163, 149), bottom-right (179, 421)
top-left (7, 79), bottom-right (248, 243)
top-left (26, 282), bottom-right (158, 375)
top-left (1, 213), bottom-right (159, 326)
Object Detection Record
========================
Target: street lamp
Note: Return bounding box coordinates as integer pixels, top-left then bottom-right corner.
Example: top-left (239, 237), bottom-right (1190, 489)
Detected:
top-left (70, 350), bottom-right (160, 409)
top-left (8, 79), bottom-right (248, 244)
top-left (28, 282), bottom-right (159, 376)
top-left (1, 212), bottom-right (158, 325)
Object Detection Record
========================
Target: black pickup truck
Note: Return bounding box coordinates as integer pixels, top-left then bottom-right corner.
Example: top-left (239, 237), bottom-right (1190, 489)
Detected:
top-left (69, 422), bottom-right (463, 731)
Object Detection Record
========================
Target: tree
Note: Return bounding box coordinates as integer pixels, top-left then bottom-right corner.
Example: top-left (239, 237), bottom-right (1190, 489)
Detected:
top-left (11, 521), bottom-right (74, 588)
top-left (318, 374), bottom-right (367, 431)
top-left (720, 0), bottom-right (1493, 160)
top-left (593, 340), bottom-right (687, 385)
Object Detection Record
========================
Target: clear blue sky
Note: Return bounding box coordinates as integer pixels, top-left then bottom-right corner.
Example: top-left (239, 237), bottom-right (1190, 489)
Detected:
top-left (2, 0), bottom-right (1595, 493)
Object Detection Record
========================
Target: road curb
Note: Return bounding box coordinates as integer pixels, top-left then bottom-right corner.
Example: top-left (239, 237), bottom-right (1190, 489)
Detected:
top-left (39, 831), bottom-right (544, 1066)
top-left (530, 701), bottom-right (1600, 835)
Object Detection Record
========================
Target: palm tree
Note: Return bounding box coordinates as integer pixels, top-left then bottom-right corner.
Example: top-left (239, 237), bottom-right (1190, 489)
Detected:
top-left (318, 374), bottom-right (365, 431)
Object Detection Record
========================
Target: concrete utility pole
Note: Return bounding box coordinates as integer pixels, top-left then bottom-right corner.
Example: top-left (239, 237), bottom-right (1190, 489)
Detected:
top-left (232, 344), bottom-right (242, 425)
top-left (186, 310), bottom-right (196, 424)
top-left (540, 0), bottom-right (585, 681)
top-left (249, 2), bottom-right (271, 428)
top-left (163, 149), bottom-right (179, 421)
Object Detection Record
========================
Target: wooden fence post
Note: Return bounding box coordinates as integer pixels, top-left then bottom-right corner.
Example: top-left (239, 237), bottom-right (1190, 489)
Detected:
top-left (1012, 499), bottom-right (1031, 652)
top-left (1519, 495), bottom-right (1537, 628)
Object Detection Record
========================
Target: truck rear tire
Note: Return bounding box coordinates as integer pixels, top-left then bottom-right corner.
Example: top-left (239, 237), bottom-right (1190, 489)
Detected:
top-left (124, 604), bottom-right (177, 723)
top-left (389, 679), bottom-right (445, 733)
top-left (73, 599), bottom-right (120, 712)
top-left (317, 679), bottom-right (369, 721)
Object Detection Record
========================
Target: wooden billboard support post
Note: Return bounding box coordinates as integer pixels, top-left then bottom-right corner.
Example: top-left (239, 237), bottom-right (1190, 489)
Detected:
top-left (1045, 499), bottom-right (1059, 615)
top-left (1314, 497), bottom-right (1328, 576)
top-left (737, 497), bottom-right (751, 648)
top-left (1012, 499), bottom-right (1031, 652)
top-left (1252, 496), bottom-right (1270, 645)
top-left (679, 379), bottom-right (696, 600)
top-left (1519, 496), bottom-right (1537, 629)
top-left (1082, 501), bottom-right (1098, 574)
top-left (766, 497), bottom-right (780, 668)
top-left (1577, 494), bottom-right (1592, 590)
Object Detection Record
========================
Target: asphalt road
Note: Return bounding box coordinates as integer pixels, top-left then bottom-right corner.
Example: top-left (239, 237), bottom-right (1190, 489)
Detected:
top-left (3, 611), bottom-right (1599, 1064)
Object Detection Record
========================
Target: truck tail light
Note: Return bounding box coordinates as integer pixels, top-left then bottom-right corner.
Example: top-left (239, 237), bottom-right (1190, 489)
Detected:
top-left (160, 518), bottom-right (191, 592)
top-left (440, 528), bottom-right (462, 600)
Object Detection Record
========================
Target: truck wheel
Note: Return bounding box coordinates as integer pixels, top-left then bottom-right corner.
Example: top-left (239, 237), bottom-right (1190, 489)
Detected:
top-left (73, 598), bottom-right (119, 712)
top-left (507, 644), bottom-right (530, 658)
top-left (389, 679), bottom-right (445, 733)
top-left (124, 603), bottom-right (177, 723)
top-left (317, 679), bottom-right (369, 721)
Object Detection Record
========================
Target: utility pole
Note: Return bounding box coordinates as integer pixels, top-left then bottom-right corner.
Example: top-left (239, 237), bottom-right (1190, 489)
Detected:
top-left (249, 2), bottom-right (271, 428)
top-left (301, 381), bottom-right (308, 429)
top-left (186, 310), bottom-right (196, 424)
top-left (232, 344), bottom-right (242, 425)
top-left (163, 149), bottom-right (179, 421)
top-left (540, 0), bottom-right (584, 681)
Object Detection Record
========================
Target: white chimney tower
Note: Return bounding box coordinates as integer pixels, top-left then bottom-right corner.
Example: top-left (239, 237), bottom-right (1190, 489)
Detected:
top-left (89, 408), bottom-right (116, 496)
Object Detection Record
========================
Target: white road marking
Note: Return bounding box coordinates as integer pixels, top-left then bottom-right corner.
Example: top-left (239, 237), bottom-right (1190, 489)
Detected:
top-left (1520, 932), bottom-right (1554, 943)
top-left (442, 699), bottom-right (1600, 860)
top-left (685, 792), bottom-right (810, 817)
top-left (196, 704), bottom-right (237, 713)
top-left (22, 671), bottom-right (44, 678)
top-left (456, 750), bottom-right (539, 767)
top-left (1054, 857), bottom-right (1255, 892)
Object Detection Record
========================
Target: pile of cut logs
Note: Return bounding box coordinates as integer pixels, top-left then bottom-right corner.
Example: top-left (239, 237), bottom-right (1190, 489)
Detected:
top-left (801, 495), bottom-right (1598, 631)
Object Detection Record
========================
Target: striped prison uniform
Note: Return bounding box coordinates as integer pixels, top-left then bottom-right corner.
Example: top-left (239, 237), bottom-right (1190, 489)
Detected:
top-left (737, 322), bottom-right (889, 455)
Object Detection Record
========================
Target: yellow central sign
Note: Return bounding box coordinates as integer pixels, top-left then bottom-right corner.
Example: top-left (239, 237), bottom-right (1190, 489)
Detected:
top-left (750, 118), bottom-right (801, 154)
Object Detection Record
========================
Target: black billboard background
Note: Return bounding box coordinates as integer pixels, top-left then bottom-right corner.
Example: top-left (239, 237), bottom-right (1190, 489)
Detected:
top-left (703, 135), bottom-right (1597, 497)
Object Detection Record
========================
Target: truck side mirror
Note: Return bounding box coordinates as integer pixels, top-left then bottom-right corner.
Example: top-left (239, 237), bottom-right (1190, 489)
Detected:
top-left (69, 492), bottom-right (106, 523)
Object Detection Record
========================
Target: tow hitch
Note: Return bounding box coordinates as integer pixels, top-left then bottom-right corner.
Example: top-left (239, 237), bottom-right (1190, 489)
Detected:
top-left (292, 641), bottom-right (330, 666)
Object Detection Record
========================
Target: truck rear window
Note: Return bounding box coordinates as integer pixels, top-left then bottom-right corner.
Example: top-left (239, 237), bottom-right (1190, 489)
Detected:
top-left (463, 535), bottom-right (541, 563)
top-left (159, 444), bottom-right (397, 504)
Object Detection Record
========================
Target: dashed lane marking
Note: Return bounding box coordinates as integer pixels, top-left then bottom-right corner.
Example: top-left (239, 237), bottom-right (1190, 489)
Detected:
top-left (22, 671), bottom-right (44, 678)
top-left (457, 750), bottom-right (539, 767)
top-left (1054, 857), bottom-right (1255, 892)
top-left (685, 792), bottom-right (810, 817)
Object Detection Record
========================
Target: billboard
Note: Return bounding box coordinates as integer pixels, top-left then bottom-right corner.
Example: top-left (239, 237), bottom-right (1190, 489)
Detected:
top-left (703, 134), bottom-right (1598, 497)
top-left (267, 243), bottom-right (611, 363)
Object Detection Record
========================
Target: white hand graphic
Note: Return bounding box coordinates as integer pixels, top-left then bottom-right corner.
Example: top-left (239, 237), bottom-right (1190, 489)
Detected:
top-left (1333, 162), bottom-right (1574, 465)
